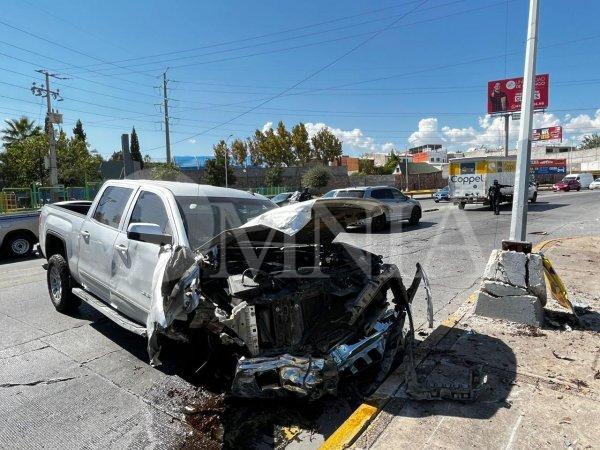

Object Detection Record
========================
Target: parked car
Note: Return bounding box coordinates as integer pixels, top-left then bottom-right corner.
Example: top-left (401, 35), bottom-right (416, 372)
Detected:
top-left (270, 191), bottom-right (294, 206)
top-left (568, 173), bottom-right (594, 189)
top-left (589, 178), bottom-right (600, 190)
top-left (0, 211), bottom-right (39, 258)
top-left (322, 186), bottom-right (421, 228)
top-left (39, 180), bottom-right (416, 399)
top-left (433, 186), bottom-right (451, 202)
top-left (553, 176), bottom-right (581, 192)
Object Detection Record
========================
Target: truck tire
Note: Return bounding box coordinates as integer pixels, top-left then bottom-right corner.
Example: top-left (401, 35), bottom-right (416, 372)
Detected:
top-left (408, 206), bottom-right (421, 226)
top-left (458, 202), bottom-right (466, 210)
top-left (530, 192), bottom-right (538, 203)
top-left (5, 233), bottom-right (34, 258)
top-left (47, 254), bottom-right (80, 312)
top-left (371, 213), bottom-right (389, 232)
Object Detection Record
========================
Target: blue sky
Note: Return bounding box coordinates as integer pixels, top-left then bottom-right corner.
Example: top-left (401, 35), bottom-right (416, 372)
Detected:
top-left (1, 0), bottom-right (600, 160)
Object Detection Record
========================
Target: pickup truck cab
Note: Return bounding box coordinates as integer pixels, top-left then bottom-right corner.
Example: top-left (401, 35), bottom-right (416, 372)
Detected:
top-left (39, 180), bottom-right (276, 324)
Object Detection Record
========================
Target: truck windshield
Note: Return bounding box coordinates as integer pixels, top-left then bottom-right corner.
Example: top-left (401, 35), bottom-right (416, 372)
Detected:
top-left (175, 195), bottom-right (276, 249)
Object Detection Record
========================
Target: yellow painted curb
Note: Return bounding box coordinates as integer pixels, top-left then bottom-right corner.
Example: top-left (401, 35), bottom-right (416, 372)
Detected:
top-left (319, 294), bottom-right (478, 450)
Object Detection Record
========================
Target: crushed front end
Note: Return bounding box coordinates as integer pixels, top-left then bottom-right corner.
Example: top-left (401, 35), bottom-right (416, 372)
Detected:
top-left (148, 199), bottom-right (425, 400)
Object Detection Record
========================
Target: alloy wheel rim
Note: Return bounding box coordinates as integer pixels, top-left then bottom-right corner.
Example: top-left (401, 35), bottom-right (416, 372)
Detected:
top-left (50, 266), bottom-right (62, 301)
top-left (11, 238), bottom-right (30, 255)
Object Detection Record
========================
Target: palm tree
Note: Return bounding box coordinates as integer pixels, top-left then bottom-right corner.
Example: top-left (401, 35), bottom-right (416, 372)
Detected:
top-left (1, 116), bottom-right (42, 147)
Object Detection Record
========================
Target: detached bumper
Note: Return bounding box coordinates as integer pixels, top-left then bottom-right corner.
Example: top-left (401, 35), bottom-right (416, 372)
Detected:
top-left (231, 321), bottom-right (393, 400)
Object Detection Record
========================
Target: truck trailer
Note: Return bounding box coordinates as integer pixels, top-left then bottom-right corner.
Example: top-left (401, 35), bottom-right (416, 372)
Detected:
top-left (448, 156), bottom-right (537, 210)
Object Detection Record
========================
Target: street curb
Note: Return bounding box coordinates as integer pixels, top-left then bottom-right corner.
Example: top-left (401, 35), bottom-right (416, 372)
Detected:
top-left (319, 293), bottom-right (478, 450)
top-left (320, 236), bottom-right (581, 449)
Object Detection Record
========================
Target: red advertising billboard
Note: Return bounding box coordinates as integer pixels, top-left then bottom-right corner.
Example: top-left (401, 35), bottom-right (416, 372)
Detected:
top-left (487, 74), bottom-right (549, 114)
top-left (532, 126), bottom-right (562, 141)
top-left (531, 158), bottom-right (566, 174)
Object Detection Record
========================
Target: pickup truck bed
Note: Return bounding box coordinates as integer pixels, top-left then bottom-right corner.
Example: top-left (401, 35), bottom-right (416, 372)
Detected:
top-left (0, 211), bottom-right (40, 257)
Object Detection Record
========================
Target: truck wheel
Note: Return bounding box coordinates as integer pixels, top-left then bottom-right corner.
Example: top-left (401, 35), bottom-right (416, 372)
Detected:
top-left (530, 192), bottom-right (538, 203)
top-left (5, 233), bottom-right (34, 258)
top-left (408, 207), bottom-right (421, 226)
top-left (458, 202), bottom-right (466, 210)
top-left (47, 254), bottom-right (80, 312)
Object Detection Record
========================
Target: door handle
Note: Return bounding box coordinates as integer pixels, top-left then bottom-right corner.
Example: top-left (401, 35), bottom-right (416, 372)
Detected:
top-left (114, 243), bottom-right (128, 253)
top-left (81, 230), bottom-right (90, 238)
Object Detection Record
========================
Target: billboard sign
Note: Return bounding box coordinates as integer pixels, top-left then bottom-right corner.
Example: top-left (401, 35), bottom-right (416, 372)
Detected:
top-left (532, 126), bottom-right (562, 141)
top-left (531, 158), bottom-right (566, 174)
top-left (487, 74), bottom-right (549, 114)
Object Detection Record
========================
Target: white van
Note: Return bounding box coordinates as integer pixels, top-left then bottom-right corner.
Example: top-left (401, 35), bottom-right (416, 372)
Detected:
top-left (565, 173), bottom-right (594, 189)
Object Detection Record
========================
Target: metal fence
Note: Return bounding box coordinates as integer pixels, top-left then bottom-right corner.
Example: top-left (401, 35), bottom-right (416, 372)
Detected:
top-left (253, 186), bottom-right (293, 196)
top-left (0, 182), bottom-right (102, 214)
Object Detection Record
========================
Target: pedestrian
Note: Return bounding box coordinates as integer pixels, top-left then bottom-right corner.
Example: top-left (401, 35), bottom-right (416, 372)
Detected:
top-left (488, 179), bottom-right (511, 215)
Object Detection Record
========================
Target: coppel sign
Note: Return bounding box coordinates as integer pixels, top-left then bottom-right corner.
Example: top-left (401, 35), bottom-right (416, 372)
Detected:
top-left (450, 175), bottom-right (484, 184)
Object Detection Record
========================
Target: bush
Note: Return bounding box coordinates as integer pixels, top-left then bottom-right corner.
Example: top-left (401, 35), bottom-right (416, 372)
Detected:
top-left (264, 167), bottom-right (284, 187)
top-left (302, 165), bottom-right (331, 190)
top-left (150, 162), bottom-right (181, 181)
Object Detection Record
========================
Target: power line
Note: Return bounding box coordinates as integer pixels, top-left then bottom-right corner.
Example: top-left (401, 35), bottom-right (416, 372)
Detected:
top-left (156, 0), bottom-right (431, 151)
top-left (100, 0), bottom-right (504, 75)
top-left (56, 0), bottom-right (427, 71)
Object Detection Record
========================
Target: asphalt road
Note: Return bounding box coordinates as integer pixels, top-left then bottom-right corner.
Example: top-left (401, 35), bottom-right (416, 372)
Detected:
top-left (1, 189), bottom-right (599, 448)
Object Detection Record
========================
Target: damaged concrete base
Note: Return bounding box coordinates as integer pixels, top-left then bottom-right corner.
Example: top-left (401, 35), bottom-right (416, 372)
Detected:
top-left (474, 249), bottom-right (547, 326)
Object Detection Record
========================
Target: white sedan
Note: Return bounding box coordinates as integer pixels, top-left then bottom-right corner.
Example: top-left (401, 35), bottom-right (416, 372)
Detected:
top-left (589, 178), bottom-right (600, 190)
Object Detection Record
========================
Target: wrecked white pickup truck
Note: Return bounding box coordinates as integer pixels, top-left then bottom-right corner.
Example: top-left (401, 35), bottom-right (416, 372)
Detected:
top-left (39, 180), bottom-right (428, 400)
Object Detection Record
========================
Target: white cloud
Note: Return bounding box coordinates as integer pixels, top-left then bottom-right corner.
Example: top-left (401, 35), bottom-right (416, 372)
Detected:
top-left (259, 121), bottom-right (394, 154)
top-left (188, 139), bottom-right (197, 144)
top-left (407, 110), bottom-right (599, 151)
top-left (303, 122), bottom-right (386, 153)
top-left (262, 121), bottom-right (273, 133)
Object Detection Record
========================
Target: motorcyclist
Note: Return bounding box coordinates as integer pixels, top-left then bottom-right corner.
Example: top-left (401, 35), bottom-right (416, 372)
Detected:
top-left (488, 179), bottom-right (511, 215)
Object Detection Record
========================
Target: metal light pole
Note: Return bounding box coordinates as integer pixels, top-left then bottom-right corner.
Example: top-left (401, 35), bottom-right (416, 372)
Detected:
top-left (509, 0), bottom-right (540, 242)
top-left (224, 134), bottom-right (233, 188)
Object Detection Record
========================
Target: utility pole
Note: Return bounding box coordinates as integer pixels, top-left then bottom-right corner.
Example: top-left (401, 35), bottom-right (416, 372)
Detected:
top-left (31, 70), bottom-right (64, 186)
top-left (162, 70), bottom-right (171, 164)
top-left (509, 0), bottom-right (539, 242)
top-left (504, 114), bottom-right (510, 156)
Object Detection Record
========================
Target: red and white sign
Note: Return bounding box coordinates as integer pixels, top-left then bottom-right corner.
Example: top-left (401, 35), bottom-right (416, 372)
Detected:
top-left (531, 158), bottom-right (566, 168)
top-left (487, 74), bottom-right (549, 114)
top-left (532, 126), bottom-right (562, 141)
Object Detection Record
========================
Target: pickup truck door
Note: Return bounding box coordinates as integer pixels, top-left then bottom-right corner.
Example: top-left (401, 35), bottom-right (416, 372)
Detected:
top-left (110, 189), bottom-right (176, 324)
top-left (77, 185), bottom-right (135, 302)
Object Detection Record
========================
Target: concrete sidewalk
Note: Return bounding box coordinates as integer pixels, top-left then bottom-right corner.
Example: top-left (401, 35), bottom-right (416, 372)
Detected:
top-left (330, 236), bottom-right (600, 449)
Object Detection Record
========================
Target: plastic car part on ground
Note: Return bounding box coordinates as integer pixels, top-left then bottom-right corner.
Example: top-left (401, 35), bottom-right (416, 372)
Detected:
top-left (144, 199), bottom-right (433, 399)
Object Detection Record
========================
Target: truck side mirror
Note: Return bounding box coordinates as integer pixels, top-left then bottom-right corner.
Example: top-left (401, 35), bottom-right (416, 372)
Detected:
top-left (127, 223), bottom-right (172, 245)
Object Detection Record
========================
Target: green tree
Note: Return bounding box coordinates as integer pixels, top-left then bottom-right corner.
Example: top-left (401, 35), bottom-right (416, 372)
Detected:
top-left (581, 133), bottom-right (600, 149)
top-left (204, 140), bottom-right (236, 186)
top-left (247, 132), bottom-right (264, 166)
top-left (302, 165), bottom-right (331, 190)
top-left (56, 134), bottom-right (102, 185)
top-left (150, 162), bottom-right (181, 181)
top-left (265, 167), bottom-right (284, 186)
top-left (2, 116), bottom-right (42, 148)
top-left (231, 138), bottom-right (248, 166)
top-left (311, 127), bottom-right (342, 165)
top-left (110, 150), bottom-right (123, 161)
top-left (72, 119), bottom-right (86, 142)
top-left (130, 127), bottom-right (143, 169)
top-left (291, 123), bottom-right (311, 165)
top-left (0, 135), bottom-right (47, 186)
top-left (275, 121), bottom-right (295, 166)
